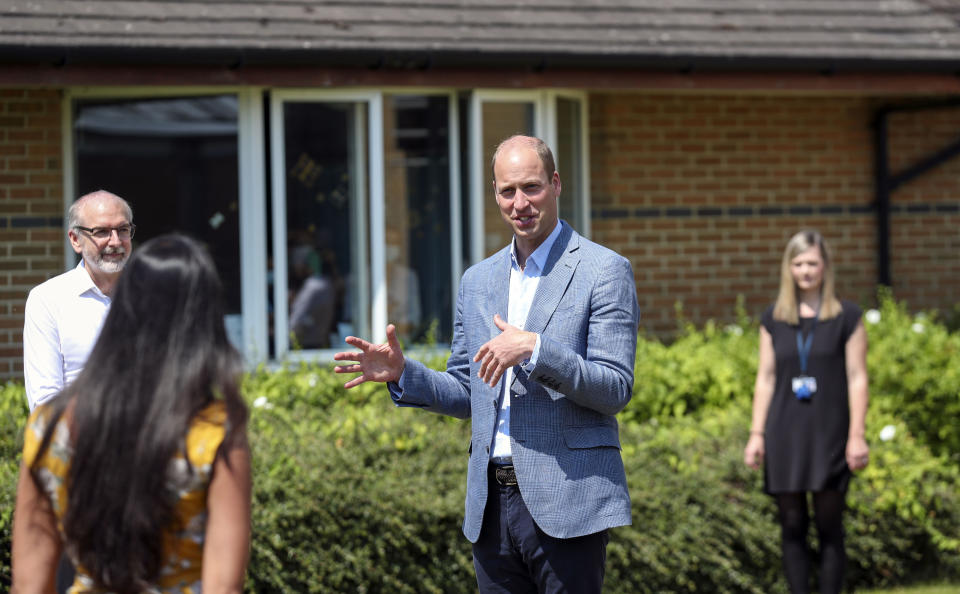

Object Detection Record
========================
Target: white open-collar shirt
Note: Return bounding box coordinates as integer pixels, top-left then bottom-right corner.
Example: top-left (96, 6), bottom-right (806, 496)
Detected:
top-left (490, 221), bottom-right (563, 463)
top-left (23, 262), bottom-right (111, 410)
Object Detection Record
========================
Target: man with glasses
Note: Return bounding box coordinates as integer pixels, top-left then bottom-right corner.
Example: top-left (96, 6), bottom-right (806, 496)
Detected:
top-left (23, 190), bottom-right (135, 411)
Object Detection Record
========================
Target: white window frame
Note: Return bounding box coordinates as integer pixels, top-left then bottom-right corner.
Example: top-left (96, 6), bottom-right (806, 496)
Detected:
top-left (546, 90), bottom-right (591, 238)
top-left (62, 86), bottom-right (269, 365)
top-left (270, 89), bottom-right (385, 359)
top-left (60, 86), bottom-right (587, 366)
top-left (467, 90), bottom-right (591, 264)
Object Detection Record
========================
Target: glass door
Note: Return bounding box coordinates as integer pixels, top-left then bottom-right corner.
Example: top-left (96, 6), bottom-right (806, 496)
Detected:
top-left (270, 92), bottom-right (383, 358)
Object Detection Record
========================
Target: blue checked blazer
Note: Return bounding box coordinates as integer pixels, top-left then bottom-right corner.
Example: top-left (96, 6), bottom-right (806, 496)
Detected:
top-left (392, 221), bottom-right (640, 542)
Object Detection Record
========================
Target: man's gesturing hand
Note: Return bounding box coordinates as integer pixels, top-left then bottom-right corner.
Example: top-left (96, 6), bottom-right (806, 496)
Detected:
top-left (473, 314), bottom-right (537, 388)
top-left (333, 324), bottom-right (406, 389)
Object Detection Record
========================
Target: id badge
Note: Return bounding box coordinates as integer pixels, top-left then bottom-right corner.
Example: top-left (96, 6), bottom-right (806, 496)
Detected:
top-left (791, 375), bottom-right (817, 400)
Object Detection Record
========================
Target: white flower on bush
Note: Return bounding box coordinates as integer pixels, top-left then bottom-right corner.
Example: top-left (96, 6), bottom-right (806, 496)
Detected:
top-left (912, 322), bottom-right (925, 334)
top-left (308, 374), bottom-right (318, 388)
top-left (865, 309), bottom-right (881, 325)
top-left (725, 324), bottom-right (743, 336)
top-left (253, 396), bottom-right (273, 410)
top-left (879, 424), bottom-right (896, 442)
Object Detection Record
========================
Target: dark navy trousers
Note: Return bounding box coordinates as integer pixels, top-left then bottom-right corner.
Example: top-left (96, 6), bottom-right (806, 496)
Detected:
top-left (473, 466), bottom-right (609, 593)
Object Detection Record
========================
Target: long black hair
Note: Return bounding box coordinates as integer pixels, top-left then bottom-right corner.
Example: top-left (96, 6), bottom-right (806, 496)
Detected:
top-left (30, 233), bottom-right (248, 592)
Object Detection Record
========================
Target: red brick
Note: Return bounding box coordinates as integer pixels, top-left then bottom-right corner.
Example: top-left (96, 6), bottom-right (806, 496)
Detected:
top-left (9, 158), bottom-right (45, 170)
top-left (7, 129), bottom-right (43, 142)
top-left (0, 173), bottom-right (25, 184)
top-left (8, 187), bottom-right (45, 199)
top-left (0, 116), bottom-right (26, 127)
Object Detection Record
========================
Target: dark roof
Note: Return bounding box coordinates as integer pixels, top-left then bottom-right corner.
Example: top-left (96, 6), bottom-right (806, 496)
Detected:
top-left (2, 0), bottom-right (960, 71)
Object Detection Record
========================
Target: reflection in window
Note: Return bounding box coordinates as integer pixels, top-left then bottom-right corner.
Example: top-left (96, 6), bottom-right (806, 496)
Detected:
top-left (384, 95), bottom-right (452, 344)
top-left (75, 96), bottom-right (241, 324)
top-left (282, 102), bottom-right (367, 350)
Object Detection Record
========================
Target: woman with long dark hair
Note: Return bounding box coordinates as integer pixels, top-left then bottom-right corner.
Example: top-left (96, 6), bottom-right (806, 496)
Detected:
top-left (13, 234), bottom-right (250, 593)
top-left (744, 230), bottom-right (869, 594)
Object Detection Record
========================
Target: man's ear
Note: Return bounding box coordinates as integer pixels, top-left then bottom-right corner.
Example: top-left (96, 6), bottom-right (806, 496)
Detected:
top-left (68, 229), bottom-right (83, 255)
top-left (552, 171), bottom-right (562, 196)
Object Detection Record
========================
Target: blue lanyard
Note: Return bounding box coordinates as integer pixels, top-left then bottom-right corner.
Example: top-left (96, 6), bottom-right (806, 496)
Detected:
top-left (796, 311), bottom-right (819, 374)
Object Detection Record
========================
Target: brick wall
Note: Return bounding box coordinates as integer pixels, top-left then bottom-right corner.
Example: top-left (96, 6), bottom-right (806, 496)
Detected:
top-left (885, 105), bottom-right (960, 312)
top-left (588, 93), bottom-right (960, 336)
top-left (0, 88), bottom-right (64, 380)
top-left (1, 87), bottom-right (958, 379)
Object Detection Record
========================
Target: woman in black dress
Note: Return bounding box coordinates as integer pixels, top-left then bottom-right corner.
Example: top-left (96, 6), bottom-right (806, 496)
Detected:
top-left (744, 230), bottom-right (870, 594)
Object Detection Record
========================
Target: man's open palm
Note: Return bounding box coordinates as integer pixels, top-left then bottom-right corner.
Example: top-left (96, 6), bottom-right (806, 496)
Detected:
top-left (333, 324), bottom-right (405, 388)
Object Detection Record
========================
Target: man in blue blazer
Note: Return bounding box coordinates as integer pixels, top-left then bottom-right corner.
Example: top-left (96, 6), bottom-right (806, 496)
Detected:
top-left (335, 135), bottom-right (640, 592)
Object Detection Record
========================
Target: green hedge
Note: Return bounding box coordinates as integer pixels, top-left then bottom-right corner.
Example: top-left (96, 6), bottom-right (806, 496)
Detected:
top-left (866, 291), bottom-right (960, 457)
top-left (629, 293), bottom-right (960, 459)
top-left (0, 382), bottom-right (26, 587)
top-left (2, 296), bottom-right (959, 592)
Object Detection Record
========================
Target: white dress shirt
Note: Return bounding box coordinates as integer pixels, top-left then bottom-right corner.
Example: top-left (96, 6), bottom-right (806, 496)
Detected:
top-left (490, 222), bottom-right (563, 463)
top-left (23, 262), bottom-right (111, 410)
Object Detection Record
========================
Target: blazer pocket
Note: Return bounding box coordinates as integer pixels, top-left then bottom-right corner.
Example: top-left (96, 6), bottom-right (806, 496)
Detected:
top-left (563, 424), bottom-right (622, 450)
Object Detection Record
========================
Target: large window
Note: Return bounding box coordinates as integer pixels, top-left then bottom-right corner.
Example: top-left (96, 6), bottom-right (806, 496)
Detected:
top-left (73, 95), bottom-right (243, 340)
top-left (281, 102), bottom-right (367, 351)
top-left (271, 97), bottom-right (375, 358)
top-left (383, 94), bottom-right (453, 344)
top-left (69, 88), bottom-right (587, 364)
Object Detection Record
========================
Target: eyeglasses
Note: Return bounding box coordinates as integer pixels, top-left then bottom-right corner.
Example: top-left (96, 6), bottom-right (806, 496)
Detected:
top-left (74, 224), bottom-right (136, 241)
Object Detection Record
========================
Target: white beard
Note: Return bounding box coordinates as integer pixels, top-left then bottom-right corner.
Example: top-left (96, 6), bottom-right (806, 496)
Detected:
top-left (90, 248), bottom-right (128, 274)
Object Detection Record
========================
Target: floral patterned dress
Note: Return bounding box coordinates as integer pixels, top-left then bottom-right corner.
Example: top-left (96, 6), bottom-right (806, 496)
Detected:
top-left (22, 401), bottom-right (227, 593)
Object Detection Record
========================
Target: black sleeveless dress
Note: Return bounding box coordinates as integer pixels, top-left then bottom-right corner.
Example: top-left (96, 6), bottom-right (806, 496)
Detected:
top-left (761, 300), bottom-right (862, 494)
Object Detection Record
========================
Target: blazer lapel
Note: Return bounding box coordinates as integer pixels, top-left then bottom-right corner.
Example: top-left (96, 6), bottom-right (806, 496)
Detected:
top-left (510, 223), bottom-right (579, 398)
top-left (479, 248), bottom-right (512, 403)
top-left (522, 222), bottom-right (579, 337)
top-left (485, 247), bottom-right (511, 327)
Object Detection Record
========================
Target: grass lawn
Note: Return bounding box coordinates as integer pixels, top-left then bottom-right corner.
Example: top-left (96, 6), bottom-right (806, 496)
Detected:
top-left (859, 584), bottom-right (960, 594)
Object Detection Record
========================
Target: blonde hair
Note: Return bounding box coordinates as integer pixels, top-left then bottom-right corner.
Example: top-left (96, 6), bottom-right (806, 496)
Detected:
top-left (773, 230), bottom-right (842, 325)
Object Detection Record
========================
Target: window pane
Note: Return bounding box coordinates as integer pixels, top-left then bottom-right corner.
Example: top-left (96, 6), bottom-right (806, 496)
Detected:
top-left (283, 102), bottom-right (368, 350)
top-left (556, 97), bottom-right (583, 232)
top-left (482, 102), bottom-right (535, 256)
top-left (75, 95), bottom-right (241, 322)
top-left (384, 95), bottom-right (452, 344)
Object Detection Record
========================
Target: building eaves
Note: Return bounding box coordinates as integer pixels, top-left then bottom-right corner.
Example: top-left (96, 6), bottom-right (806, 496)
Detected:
top-left (2, 0), bottom-right (960, 73)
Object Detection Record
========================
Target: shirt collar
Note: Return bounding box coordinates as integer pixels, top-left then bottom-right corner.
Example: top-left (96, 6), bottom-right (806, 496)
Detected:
top-left (510, 220), bottom-right (563, 275)
top-left (70, 261), bottom-right (108, 299)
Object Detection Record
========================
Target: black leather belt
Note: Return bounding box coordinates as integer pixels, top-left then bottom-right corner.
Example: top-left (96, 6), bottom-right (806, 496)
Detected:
top-left (493, 465), bottom-right (517, 486)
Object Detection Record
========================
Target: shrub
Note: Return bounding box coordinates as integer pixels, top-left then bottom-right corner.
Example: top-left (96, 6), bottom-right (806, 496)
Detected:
top-left (614, 405), bottom-right (960, 593)
top-left (846, 408), bottom-right (960, 587)
top-left (242, 360), bottom-right (473, 592)
top-left (865, 291), bottom-right (960, 458)
top-left (626, 314), bottom-right (757, 424)
top-left (244, 383), bottom-right (474, 593)
top-left (628, 292), bottom-right (960, 460)
top-left (0, 381), bottom-right (27, 587)
top-left (2, 298), bottom-right (959, 592)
